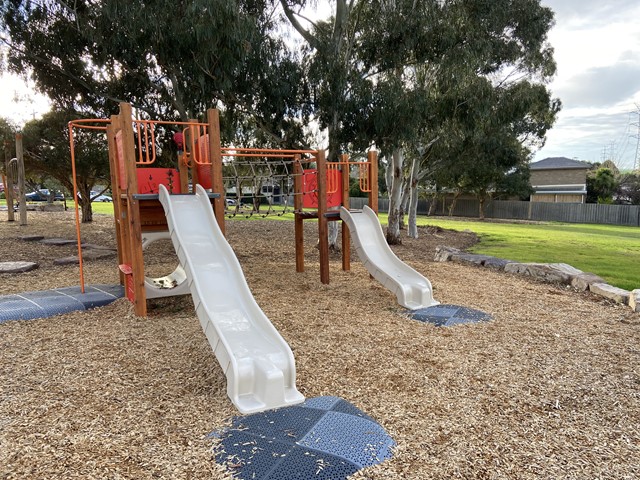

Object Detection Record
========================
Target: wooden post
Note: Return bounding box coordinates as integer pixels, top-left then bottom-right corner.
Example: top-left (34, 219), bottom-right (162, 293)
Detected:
top-left (340, 153), bottom-right (350, 271)
top-left (317, 150), bottom-right (329, 284)
top-left (368, 150), bottom-right (378, 214)
top-left (120, 103), bottom-right (147, 317)
top-left (207, 108), bottom-right (225, 234)
top-left (106, 119), bottom-right (125, 284)
top-left (293, 155), bottom-right (304, 273)
top-left (15, 134), bottom-right (27, 225)
top-left (4, 142), bottom-right (14, 222)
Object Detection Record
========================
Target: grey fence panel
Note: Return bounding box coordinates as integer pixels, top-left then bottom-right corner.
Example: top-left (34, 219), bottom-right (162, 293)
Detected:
top-left (345, 197), bottom-right (640, 226)
top-left (486, 201), bottom-right (530, 220)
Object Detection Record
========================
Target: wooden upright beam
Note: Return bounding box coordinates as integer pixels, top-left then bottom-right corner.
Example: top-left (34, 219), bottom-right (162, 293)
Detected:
top-left (207, 108), bottom-right (225, 234)
top-left (106, 120), bottom-right (125, 285)
top-left (15, 134), bottom-right (27, 225)
top-left (317, 150), bottom-right (329, 284)
top-left (4, 142), bottom-right (15, 222)
top-left (119, 103), bottom-right (147, 317)
top-left (340, 153), bottom-right (350, 271)
top-left (293, 155), bottom-right (304, 273)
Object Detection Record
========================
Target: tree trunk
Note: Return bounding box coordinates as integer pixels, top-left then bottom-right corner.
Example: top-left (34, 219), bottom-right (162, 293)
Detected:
top-left (81, 198), bottom-right (93, 223)
top-left (386, 147), bottom-right (404, 245)
top-left (408, 157), bottom-right (420, 239)
top-left (448, 190), bottom-right (460, 217)
top-left (428, 193), bottom-right (438, 215)
top-left (478, 195), bottom-right (486, 220)
top-left (399, 178), bottom-right (411, 230)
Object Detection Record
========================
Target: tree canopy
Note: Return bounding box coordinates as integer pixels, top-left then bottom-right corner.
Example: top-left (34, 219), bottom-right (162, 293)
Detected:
top-left (2, 0), bottom-right (561, 233)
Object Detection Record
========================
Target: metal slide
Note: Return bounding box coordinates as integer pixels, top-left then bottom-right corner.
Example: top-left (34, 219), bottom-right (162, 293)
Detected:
top-left (340, 205), bottom-right (439, 310)
top-left (158, 184), bottom-right (304, 414)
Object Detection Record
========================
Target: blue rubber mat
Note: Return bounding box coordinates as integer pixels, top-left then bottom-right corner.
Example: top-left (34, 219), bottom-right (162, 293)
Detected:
top-left (409, 304), bottom-right (492, 326)
top-left (0, 284), bottom-right (124, 324)
top-left (213, 396), bottom-right (394, 479)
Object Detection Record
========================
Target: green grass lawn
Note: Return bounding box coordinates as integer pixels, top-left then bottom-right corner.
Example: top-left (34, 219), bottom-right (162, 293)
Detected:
top-left (410, 216), bottom-right (639, 291)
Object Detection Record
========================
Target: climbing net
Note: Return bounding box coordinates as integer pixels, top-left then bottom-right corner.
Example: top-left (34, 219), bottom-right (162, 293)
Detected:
top-left (218, 150), bottom-right (318, 218)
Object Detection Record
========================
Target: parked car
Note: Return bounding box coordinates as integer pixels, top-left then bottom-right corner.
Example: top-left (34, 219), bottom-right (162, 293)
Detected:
top-left (93, 194), bottom-right (112, 202)
top-left (25, 189), bottom-right (64, 201)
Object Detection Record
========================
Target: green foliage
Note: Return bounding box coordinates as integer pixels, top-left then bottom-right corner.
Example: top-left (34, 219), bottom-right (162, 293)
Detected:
top-left (1, 0), bottom-right (308, 146)
top-left (586, 167), bottom-right (618, 204)
top-left (615, 172), bottom-right (640, 205)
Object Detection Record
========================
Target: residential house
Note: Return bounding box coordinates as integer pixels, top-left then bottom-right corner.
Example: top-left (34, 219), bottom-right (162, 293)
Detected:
top-left (529, 157), bottom-right (591, 203)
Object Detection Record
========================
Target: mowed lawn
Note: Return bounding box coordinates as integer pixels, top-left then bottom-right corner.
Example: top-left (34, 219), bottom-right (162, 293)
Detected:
top-left (411, 216), bottom-right (639, 291)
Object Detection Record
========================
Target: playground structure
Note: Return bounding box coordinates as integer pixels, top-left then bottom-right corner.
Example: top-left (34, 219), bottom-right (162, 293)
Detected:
top-left (68, 102), bottom-right (437, 412)
top-left (69, 103), bottom-right (386, 317)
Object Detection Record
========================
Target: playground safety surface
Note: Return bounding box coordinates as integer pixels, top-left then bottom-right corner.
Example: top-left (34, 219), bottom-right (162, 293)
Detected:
top-left (213, 396), bottom-right (394, 479)
top-left (0, 284), bottom-right (124, 323)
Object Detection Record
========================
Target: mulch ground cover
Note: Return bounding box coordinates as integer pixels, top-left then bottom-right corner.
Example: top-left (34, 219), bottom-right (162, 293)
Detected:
top-left (1, 211), bottom-right (638, 479)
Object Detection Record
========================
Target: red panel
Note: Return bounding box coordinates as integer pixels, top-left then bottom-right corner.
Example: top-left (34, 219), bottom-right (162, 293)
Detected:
top-left (136, 168), bottom-right (181, 194)
top-left (118, 264), bottom-right (135, 302)
top-left (302, 169), bottom-right (342, 209)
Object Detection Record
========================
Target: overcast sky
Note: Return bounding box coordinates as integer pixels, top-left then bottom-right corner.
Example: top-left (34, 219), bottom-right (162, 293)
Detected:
top-left (1, 1), bottom-right (639, 170)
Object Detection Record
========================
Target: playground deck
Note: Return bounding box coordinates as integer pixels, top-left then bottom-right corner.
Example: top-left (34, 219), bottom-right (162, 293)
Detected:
top-left (1, 212), bottom-right (639, 479)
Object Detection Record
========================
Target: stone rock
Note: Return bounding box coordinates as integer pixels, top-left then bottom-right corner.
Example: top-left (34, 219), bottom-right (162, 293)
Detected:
top-left (53, 249), bottom-right (116, 265)
top-left (482, 257), bottom-right (512, 270)
top-left (628, 289), bottom-right (640, 312)
top-left (19, 235), bottom-right (45, 242)
top-left (589, 283), bottom-right (630, 305)
top-left (571, 273), bottom-right (606, 292)
top-left (504, 262), bottom-right (574, 284)
top-left (0, 261), bottom-right (39, 273)
top-left (434, 246), bottom-right (460, 262)
top-left (451, 253), bottom-right (493, 266)
top-left (547, 263), bottom-right (583, 276)
top-left (81, 243), bottom-right (117, 251)
top-left (41, 238), bottom-right (77, 246)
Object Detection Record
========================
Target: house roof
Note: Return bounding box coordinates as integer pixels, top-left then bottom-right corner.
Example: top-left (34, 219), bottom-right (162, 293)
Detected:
top-left (530, 157), bottom-right (591, 170)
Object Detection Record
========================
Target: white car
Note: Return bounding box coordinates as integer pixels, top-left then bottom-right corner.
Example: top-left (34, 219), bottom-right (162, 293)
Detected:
top-left (94, 194), bottom-right (112, 202)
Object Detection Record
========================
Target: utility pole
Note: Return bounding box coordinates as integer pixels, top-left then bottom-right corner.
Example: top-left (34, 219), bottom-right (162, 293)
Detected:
top-left (632, 104), bottom-right (640, 172)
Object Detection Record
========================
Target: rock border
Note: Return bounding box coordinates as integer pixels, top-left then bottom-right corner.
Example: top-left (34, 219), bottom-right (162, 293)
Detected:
top-left (435, 246), bottom-right (639, 312)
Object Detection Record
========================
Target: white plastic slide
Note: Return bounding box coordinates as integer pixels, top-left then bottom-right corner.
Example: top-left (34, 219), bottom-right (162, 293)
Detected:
top-left (340, 205), bottom-right (439, 310)
top-left (158, 184), bottom-right (304, 414)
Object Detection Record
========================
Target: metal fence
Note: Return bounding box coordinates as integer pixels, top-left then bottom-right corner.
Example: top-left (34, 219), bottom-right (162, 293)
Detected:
top-left (348, 197), bottom-right (640, 226)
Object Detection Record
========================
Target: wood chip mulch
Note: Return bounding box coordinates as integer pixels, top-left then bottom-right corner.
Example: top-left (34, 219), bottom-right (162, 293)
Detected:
top-left (1, 212), bottom-right (639, 479)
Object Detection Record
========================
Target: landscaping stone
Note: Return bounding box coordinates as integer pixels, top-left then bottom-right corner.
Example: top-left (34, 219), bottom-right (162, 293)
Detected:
top-left (482, 257), bottom-right (512, 270)
top-left (504, 262), bottom-right (574, 284)
top-left (53, 249), bottom-right (116, 265)
top-left (629, 290), bottom-right (640, 312)
top-left (41, 238), bottom-right (77, 246)
top-left (451, 253), bottom-right (493, 266)
top-left (19, 235), bottom-right (45, 242)
top-left (0, 261), bottom-right (39, 273)
top-left (571, 272), bottom-right (606, 292)
top-left (589, 283), bottom-right (630, 305)
top-left (81, 243), bottom-right (117, 251)
top-left (434, 246), bottom-right (460, 262)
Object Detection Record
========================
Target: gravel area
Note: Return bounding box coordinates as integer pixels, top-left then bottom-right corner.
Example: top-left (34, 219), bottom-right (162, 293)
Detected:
top-left (1, 211), bottom-right (639, 479)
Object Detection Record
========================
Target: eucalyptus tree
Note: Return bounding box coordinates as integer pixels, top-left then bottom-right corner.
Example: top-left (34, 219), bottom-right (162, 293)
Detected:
top-left (0, 0), bottom-right (308, 146)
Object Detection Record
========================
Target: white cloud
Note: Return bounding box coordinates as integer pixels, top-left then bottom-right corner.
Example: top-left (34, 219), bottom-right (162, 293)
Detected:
top-left (535, 0), bottom-right (640, 170)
